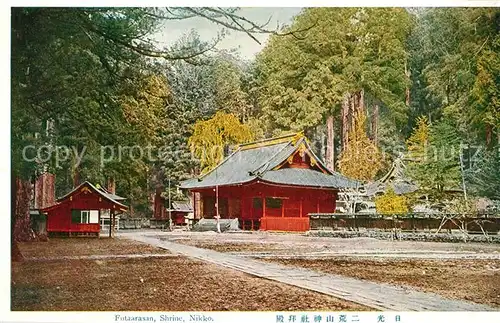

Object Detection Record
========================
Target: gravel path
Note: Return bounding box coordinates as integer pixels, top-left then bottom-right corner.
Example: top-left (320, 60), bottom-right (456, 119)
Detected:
top-left (120, 231), bottom-right (496, 311)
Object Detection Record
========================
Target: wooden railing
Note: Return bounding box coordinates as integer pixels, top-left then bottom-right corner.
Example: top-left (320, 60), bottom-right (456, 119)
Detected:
top-left (261, 217), bottom-right (310, 232)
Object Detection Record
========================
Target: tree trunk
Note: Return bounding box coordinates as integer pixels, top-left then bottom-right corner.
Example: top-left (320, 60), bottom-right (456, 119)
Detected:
top-left (359, 89), bottom-right (365, 115)
top-left (371, 104), bottom-right (379, 145)
top-left (128, 179), bottom-right (134, 217)
top-left (12, 176), bottom-right (36, 262)
top-left (107, 177), bottom-right (116, 194)
top-left (72, 166), bottom-right (80, 188)
top-left (326, 114), bottom-right (335, 171)
top-left (341, 93), bottom-right (350, 151)
top-left (154, 186), bottom-right (164, 219)
top-left (486, 124), bottom-right (492, 148)
top-left (350, 92), bottom-right (357, 131)
top-left (11, 173), bottom-right (23, 262)
top-left (34, 173), bottom-right (55, 209)
top-left (405, 61), bottom-right (411, 106)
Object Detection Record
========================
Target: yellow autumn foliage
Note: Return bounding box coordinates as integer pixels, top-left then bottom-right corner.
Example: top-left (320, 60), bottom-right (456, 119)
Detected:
top-left (406, 116), bottom-right (429, 162)
top-left (338, 110), bottom-right (384, 181)
top-left (375, 187), bottom-right (410, 214)
top-left (189, 111), bottom-right (255, 174)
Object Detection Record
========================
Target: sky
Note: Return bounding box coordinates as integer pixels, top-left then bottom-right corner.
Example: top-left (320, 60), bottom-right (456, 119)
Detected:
top-left (153, 8), bottom-right (303, 61)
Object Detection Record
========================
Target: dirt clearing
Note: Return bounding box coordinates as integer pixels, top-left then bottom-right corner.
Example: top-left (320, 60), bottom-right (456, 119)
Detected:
top-left (164, 231), bottom-right (500, 255)
top-left (174, 239), bottom-right (284, 253)
top-left (12, 238), bottom-right (367, 311)
top-left (161, 232), bottom-right (500, 308)
top-left (18, 237), bottom-right (170, 259)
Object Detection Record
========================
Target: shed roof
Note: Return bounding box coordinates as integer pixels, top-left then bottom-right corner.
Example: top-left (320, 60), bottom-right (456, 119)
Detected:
top-left (169, 201), bottom-right (193, 212)
top-left (365, 156), bottom-right (419, 196)
top-left (40, 181), bottom-right (128, 212)
top-left (365, 180), bottom-right (419, 196)
top-left (96, 186), bottom-right (126, 201)
top-left (180, 132), bottom-right (358, 190)
top-left (366, 156), bottom-right (462, 196)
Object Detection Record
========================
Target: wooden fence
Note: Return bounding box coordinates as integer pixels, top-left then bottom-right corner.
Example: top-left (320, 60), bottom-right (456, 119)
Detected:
top-left (309, 213), bottom-right (500, 234)
top-left (118, 218), bottom-right (188, 229)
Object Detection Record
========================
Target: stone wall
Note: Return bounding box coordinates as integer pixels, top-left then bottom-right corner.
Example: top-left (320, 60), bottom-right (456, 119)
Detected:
top-left (307, 229), bottom-right (500, 243)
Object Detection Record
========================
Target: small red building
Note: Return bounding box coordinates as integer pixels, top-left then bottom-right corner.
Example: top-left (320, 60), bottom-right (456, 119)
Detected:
top-left (40, 181), bottom-right (128, 237)
top-left (168, 201), bottom-right (193, 225)
top-left (180, 133), bottom-right (358, 232)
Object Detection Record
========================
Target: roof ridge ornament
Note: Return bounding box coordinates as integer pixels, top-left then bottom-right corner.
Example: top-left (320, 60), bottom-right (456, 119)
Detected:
top-left (81, 186), bottom-right (92, 194)
top-left (292, 131), bottom-right (305, 145)
top-left (238, 132), bottom-right (298, 150)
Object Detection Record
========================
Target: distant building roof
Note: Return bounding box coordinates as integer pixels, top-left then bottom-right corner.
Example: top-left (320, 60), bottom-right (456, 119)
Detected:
top-left (169, 201), bottom-right (193, 213)
top-left (366, 156), bottom-right (464, 196)
top-left (365, 180), bottom-right (419, 196)
top-left (180, 132), bottom-right (359, 190)
top-left (96, 186), bottom-right (126, 201)
top-left (365, 156), bottom-right (419, 196)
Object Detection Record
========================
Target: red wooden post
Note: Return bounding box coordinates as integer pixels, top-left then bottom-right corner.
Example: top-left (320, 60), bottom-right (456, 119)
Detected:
top-left (192, 192), bottom-right (196, 228)
top-left (250, 197), bottom-right (253, 219)
top-left (281, 199), bottom-right (285, 218)
top-left (300, 199), bottom-right (303, 218)
top-left (98, 210), bottom-right (101, 238)
top-left (316, 198), bottom-right (320, 213)
top-left (109, 208), bottom-right (114, 238)
top-left (108, 210), bottom-right (111, 238)
top-left (262, 196), bottom-right (266, 218)
top-left (240, 197), bottom-right (243, 219)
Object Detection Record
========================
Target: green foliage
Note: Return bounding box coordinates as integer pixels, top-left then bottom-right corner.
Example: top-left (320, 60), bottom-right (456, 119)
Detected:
top-left (443, 197), bottom-right (477, 215)
top-left (466, 148), bottom-right (500, 200)
top-left (160, 44), bottom-right (257, 188)
top-left (408, 8), bottom-right (500, 143)
top-left (212, 56), bottom-right (252, 121)
top-left (10, 7), bottom-right (500, 221)
top-left (11, 8), bottom-right (204, 215)
top-left (255, 8), bottom-right (412, 135)
top-left (471, 35), bottom-right (500, 141)
top-left (375, 187), bottom-right (409, 214)
top-left (406, 119), bottom-right (462, 198)
top-left (337, 111), bottom-right (384, 181)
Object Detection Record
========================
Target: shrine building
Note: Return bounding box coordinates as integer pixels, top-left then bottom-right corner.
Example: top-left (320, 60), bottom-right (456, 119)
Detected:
top-left (180, 132), bottom-right (358, 231)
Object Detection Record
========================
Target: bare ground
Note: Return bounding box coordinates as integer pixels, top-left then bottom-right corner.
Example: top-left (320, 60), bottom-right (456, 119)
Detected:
top-left (175, 239), bottom-right (284, 253)
top-left (264, 258), bottom-right (500, 308)
top-left (164, 231), bottom-right (500, 255)
top-left (165, 233), bottom-right (500, 308)
top-left (17, 237), bottom-right (170, 259)
top-left (11, 239), bottom-right (367, 311)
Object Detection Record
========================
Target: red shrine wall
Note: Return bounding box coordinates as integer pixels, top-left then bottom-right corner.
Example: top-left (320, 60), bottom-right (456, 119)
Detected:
top-left (192, 181), bottom-right (337, 232)
top-left (46, 189), bottom-right (118, 233)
